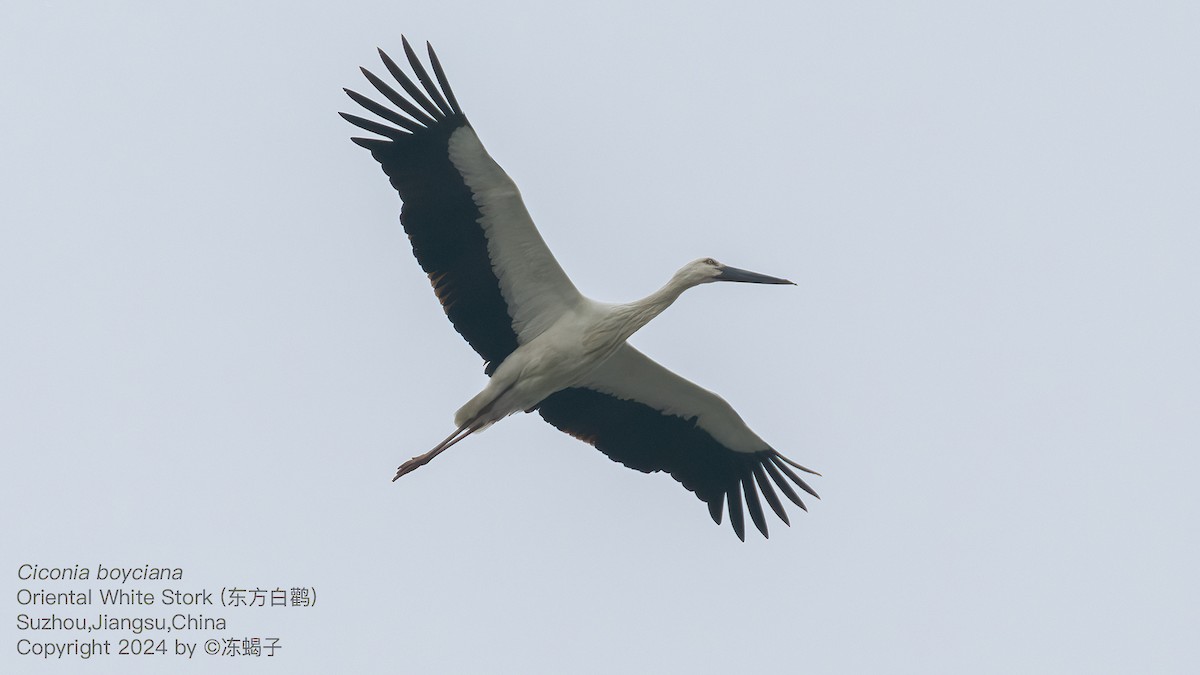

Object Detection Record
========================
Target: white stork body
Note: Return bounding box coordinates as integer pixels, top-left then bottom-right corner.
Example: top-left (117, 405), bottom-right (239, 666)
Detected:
top-left (458, 262), bottom-right (747, 429)
top-left (342, 38), bottom-right (819, 540)
top-left (457, 298), bottom-right (617, 430)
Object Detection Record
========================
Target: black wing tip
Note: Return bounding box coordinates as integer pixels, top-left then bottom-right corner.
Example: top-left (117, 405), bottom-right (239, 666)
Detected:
top-left (339, 111), bottom-right (410, 141)
top-left (536, 388), bottom-right (817, 541)
top-left (727, 486), bottom-right (746, 541)
top-left (349, 136), bottom-right (390, 151)
top-left (714, 452), bottom-right (820, 539)
top-left (686, 458), bottom-right (813, 540)
top-left (708, 498), bottom-right (724, 525)
top-left (742, 475), bottom-right (769, 539)
top-left (346, 36), bottom-right (468, 141)
top-left (425, 39), bottom-right (462, 115)
top-left (774, 449), bottom-right (822, 476)
top-left (771, 450), bottom-right (821, 497)
top-left (395, 35), bottom-right (451, 117)
top-left (753, 463), bottom-right (791, 526)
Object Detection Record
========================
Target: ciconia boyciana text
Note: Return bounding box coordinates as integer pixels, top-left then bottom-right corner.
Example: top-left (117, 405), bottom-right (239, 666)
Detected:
top-left (341, 38), bottom-right (819, 540)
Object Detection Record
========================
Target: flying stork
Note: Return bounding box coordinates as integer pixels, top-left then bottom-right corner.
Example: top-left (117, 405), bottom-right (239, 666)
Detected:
top-left (341, 38), bottom-right (819, 540)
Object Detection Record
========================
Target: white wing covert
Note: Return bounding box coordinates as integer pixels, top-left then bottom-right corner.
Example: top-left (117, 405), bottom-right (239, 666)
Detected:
top-left (537, 345), bottom-right (819, 540)
top-left (342, 38), bottom-right (581, 374)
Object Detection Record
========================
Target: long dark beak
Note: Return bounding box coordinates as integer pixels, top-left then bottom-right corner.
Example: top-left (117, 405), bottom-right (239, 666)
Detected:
top-left (716, 265), bottom-right (795, 285)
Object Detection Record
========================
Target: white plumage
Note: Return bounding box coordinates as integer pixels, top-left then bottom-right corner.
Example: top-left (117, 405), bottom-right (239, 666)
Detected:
top-left (342, 38), bottom-right (818, 539)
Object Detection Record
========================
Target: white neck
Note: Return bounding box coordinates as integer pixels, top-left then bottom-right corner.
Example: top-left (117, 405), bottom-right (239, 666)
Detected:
top-left (586, 272), bottom-right (698, 352)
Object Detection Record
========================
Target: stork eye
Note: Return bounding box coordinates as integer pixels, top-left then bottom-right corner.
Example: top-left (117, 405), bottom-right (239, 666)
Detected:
top-left (704, 258), bottom-right (718, 266)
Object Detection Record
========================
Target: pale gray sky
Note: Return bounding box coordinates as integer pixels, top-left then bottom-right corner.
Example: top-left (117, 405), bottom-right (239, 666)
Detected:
top-left (3, 1), bottom-right (1198, 673)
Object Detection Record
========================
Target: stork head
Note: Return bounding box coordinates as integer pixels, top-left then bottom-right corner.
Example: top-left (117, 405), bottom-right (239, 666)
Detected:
top-left (678, 257), bottom-right (795, 287)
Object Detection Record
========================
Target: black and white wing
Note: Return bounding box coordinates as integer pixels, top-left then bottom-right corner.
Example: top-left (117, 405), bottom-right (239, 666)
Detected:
top-left (537, 345), bottom-right (819, 540)
top-left (341, 38), bottom-right (581, 374)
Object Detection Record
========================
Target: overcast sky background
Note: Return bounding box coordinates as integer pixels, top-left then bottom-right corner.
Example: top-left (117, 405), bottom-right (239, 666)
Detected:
top-left (2, 1), bottom-right (1198, 673)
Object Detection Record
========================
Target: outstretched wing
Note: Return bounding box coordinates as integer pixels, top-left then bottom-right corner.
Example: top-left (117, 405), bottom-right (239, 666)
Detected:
top-left (537, 345), bottom-right (819, 540)
top-left (341, 38), bottom-right (582, 374)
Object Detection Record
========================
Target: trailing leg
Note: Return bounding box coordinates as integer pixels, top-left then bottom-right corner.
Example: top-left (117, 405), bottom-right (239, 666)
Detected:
top-left (393, 421), bottom-right (479, 481)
